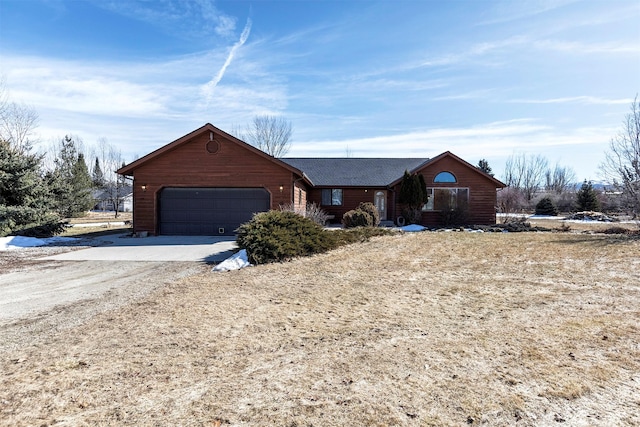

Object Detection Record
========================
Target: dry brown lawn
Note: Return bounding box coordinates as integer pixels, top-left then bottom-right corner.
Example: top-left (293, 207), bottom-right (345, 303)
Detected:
top-left (1, 231), bottom-right (639, 426)
top-left (66, 211), bottom-right (133, 224)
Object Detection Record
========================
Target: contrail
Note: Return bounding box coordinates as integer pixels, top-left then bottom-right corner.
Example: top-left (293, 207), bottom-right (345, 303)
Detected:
top-left (203, 17), bottom-right (252, 103)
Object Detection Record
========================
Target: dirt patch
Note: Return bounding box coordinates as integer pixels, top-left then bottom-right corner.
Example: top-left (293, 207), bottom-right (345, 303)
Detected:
top-left (1, 232), bottom-right (639, 426)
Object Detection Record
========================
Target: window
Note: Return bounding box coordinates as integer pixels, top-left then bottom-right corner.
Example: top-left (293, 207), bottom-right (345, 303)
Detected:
top-left (434, 171), bottom-right (457, 183)
top-left (423, 188), bottom-right (468, 211)
top-left (321, 188), bottom-right (343, 206)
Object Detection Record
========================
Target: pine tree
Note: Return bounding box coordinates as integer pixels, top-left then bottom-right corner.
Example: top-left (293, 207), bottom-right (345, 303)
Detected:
top-left (92, 157), bottom-right (105, 188)
top-left (51, 136), bottom-right (94, 218)
top-left (0, 140), bottom-right (58, 236)
top-left (575, 180), bottom-right (600, 212)
top-left (71, 153), bottom-right (94, 215)
top-left (535, 196), bottom-right (559, 216)
top-left (477, 159), bottom-right (494, 176)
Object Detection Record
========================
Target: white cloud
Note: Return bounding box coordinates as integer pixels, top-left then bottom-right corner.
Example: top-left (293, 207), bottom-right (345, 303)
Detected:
top-left (475, 0), bottom-right (581, 26)
top-left (510, 96), bottom-right (634, 105)
top-left (202, 17), bottom-right (253, 103)
top-left (533, 39), bottom-right (640, 54)
top-left (287, 119), bottom-right (614, 180)
top-left (91, 0), bottom-right (240, 41)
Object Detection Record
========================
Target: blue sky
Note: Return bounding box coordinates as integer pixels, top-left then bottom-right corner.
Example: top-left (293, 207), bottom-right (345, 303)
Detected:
top-left (1, 0), bottom-right (639, 181)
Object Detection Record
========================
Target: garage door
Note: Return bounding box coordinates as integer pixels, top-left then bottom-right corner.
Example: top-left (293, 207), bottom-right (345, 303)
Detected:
top-left (159, 187), bottom-right (270, 235)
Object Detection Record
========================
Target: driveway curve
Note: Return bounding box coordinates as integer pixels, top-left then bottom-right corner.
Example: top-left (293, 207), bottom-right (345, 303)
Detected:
top-left (0, 234), bottom-right (237, 325)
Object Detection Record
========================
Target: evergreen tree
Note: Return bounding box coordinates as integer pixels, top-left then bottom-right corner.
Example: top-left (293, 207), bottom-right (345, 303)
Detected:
top-left (477, 159), bottom-right (494, 176)
top-left (72, 153), bottom-right (94, 214)
top-left (535, 196), bottom-right (559, 216)
top-left (575, 180), bottom-right (600, 212)
top-left (0, 140), bottom-right (58, 236)
top-left (51, 136), bottom-right (94, 217)
top-left (92, 157), bottom-right (105, 188)
top-left (399, 171), bottom-right (428, 224)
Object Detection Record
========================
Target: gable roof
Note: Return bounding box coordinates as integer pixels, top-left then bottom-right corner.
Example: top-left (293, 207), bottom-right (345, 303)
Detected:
top-left (116, 123), bottom-right (505, 189)
top-left (117, 123), bottom-right (310, 184)
top-left (388, 151), bottom-right (506, 187)
top-left (92, 185), bottom-right (133, 200)
top-left (281, 158), bottom-right (430, 187)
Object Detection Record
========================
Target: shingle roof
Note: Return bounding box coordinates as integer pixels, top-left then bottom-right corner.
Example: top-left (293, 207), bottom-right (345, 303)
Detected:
top-left (281, 158), bottom-right (430, 187)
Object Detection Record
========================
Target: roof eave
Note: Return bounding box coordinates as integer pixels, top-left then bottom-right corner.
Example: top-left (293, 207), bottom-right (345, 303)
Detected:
top-left (116, 123), bottom-right (312, 187)
top-left (387, 151), bottom-right (506, 188)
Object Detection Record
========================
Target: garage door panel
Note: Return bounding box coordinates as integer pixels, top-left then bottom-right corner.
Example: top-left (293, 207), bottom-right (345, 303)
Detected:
top-left (159, 187), bottom-right (270, 236)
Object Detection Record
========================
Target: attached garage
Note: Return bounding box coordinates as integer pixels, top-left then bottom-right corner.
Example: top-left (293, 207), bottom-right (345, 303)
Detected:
top-left (117, 124), bottom-right (309, 237)
top-left (158, 187), bottom-right (270, 236)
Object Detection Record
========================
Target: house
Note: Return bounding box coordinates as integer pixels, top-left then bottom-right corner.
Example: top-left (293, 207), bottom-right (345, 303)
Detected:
top-left (117, 123), bottom-right (505, 235)
top-left (92, 185), bottom-right (133, 212)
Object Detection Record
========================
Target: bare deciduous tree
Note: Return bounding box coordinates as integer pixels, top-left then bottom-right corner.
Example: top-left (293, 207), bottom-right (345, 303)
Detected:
top-left (237, 115), bottom-right (292, 157)
top-left (545, 163), bottom-right (576, 194)
top-left (92, 138), bottom-right (128, 218)
top-left (0, 77), bottom-right (39, 153)
top-left (601, 95), bottom-right (640, 217)
top-left (497, 187), bottom-right (526, 219)
top-left (503, 153), bottom-right (549, 202)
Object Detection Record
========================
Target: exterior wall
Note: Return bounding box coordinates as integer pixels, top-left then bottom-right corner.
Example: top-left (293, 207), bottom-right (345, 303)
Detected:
top-left (307, 187), bottom-right (388, 223)
top-left (392, 156), bottom-right (499, 226)
top-left (130, 132), bottom-right (297, 235)
top-left (293, 181), bottom-right (308, 213)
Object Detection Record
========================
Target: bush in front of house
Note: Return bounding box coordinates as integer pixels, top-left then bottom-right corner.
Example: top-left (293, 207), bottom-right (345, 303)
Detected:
top-left (279, 202), bottom-right (331, 226)
top-left (439, 206), bottom-right (470, 227)
top-left (236, 210), bottom-right (336, 264)
top-left (535, 196), bottom-right (559, 216)
top-left (357, 202), bottom-right (380, 226)
top-left (342, 202), bottom-right (381, 228)
top-left (342, 209), bottom-right (374, 228)
top-left (332, 226), bottom-right (395, 244)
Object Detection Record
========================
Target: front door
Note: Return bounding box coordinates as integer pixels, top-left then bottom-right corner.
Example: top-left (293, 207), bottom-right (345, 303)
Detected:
top-left (374, 191), bottom-right (387, 220)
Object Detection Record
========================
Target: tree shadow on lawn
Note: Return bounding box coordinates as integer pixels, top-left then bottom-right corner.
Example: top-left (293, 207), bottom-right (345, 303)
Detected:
top-left (551, 232), bottom-right (640, 247)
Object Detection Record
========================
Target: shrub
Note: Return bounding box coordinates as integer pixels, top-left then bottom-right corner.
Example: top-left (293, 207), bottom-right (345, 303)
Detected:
top-left (279, 202), bottom-right (330, 226)
top-left (305, 202), bottom-right (331, 226)
top-left (342, 209), bottom-right (373, 228)
top-left (401, 208), bottom-right (423, 225)
top-left (357, 202), bottom-right (380, 226)
top-left (535, 196), bottom-right (559, 216)
top-left (440, 206), bottom-right (469, 227)
top-left (236, 210), bottom-right (336, 264)
top-left (497, 187), bottom-right (526, 215)
top-left (554, 192), bottom-right (575, 213)
top-left (332, 227), bottom-right (396, 245)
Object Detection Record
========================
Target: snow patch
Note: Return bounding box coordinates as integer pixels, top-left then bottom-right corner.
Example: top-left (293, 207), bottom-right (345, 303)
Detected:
top-left (0, 236), bottom-right (79, 251)
top-left (212, 249), bottom-right (252, 272)
top-left (401, 224), bottom-right (427, 232)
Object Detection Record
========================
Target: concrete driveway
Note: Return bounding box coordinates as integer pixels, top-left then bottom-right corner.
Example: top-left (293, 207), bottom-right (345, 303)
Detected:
top-left (1, 234), bottom-right (238, 324)
top-left (43, 234), bottom-right (238, 262)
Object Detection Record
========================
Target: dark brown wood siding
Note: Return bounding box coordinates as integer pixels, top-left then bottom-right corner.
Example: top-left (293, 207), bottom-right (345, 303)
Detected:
top-left (391, 156), bottom-right (498, 226)
top-left (293, 181), bottom-right (308, 213)
top-left (306, 187), bottom-right (388, 223)
top-left (130, 132), bottom-right (296, 234)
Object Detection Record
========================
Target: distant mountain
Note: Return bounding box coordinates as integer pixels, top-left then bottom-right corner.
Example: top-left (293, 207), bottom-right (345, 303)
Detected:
top-left (572, 181), bottom-right (611, 191)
